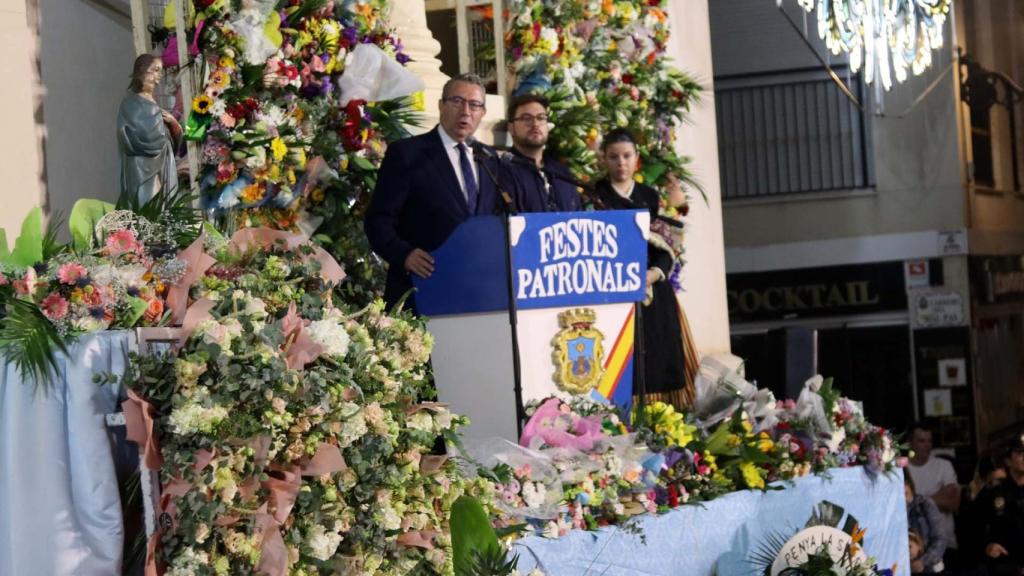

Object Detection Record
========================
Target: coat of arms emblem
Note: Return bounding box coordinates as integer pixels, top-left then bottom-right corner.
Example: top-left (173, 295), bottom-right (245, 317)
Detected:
top-left (551, 308), bottom-right (605, 394)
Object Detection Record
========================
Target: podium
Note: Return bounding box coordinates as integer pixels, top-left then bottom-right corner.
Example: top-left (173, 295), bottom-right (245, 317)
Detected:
top-left (414, 210), bottom-right (649, 441)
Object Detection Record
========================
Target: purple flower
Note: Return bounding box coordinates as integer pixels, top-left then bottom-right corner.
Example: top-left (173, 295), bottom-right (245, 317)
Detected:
top-left (342, 27), bottom-right (358, 46)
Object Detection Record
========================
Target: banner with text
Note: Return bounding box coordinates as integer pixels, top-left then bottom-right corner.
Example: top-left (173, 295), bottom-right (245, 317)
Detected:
top-left (510, 210), bottom-right (649, 310)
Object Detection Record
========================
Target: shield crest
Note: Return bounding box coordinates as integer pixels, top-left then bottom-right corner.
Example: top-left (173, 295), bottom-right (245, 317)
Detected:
top-left (552, 308), bottom-right (605, 394)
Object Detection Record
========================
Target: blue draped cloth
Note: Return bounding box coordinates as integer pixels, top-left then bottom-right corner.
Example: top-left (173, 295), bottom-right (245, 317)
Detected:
top-left (0, 331), bottom-right (134, 576)
top-left (512, 467), bottom-right (911, 575)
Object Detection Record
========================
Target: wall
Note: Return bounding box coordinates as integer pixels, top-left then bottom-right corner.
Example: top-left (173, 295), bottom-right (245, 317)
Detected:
top-left (709, 0), bottom-right (848, 77)
top-left (38, 0), bottom-right (134, 227)
top-left (712, 0), bottom-right (965, 261)
top-left (0, 0), bottom-right (45, 242)
top-left (667, 0), bottom-right (731, 355)
top-left (959, 0), bottom-right (1024, 254)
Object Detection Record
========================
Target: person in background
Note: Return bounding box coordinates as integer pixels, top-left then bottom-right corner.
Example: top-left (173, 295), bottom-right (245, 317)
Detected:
top-left (593, 128), bottom-right (688, 408)
top-left (504, 93), bottom-right (583, 212)
top-left (364, 73), bottom-right (504, 314)
top-left (976, 434), bottom-right (1024, 576)
top-left (907, 471), bottom-right (947, 574)
top-left (957, 451), bottom-right (1008, 567)
top-left (907, 421), bottom-right (961, 566)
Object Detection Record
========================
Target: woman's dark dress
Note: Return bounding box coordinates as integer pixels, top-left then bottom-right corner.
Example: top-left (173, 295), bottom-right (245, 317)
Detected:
top-left (594, 179), bottom-right (687, 397)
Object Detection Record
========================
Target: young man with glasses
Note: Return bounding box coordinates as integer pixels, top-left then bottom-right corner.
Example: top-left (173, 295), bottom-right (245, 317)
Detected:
top-left (504, 93), bottom-right (583, 212)
top-left (365, 73), bottom-right (505, 314)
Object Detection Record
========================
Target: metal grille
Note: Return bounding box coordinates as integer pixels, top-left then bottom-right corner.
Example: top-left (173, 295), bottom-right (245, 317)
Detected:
top-left (715, 68), bottom-right (873, 199)
top-left (469, 11), bottom-right (496, 83)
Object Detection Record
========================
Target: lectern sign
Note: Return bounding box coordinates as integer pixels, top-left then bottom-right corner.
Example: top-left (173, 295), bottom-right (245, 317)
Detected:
top-left (509, 210), bottom-right (649, 310)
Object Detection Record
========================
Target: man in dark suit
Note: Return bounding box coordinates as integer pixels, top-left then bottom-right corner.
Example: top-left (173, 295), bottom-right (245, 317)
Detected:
top-left (504, 93), bottom-right (583, 213)
top-left (364, 74), bottom-right (503, 313)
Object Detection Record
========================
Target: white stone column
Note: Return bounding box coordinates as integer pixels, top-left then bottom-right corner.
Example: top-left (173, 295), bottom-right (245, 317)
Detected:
top-left (387, 0), bottom-right (505, 144)
top-left (0, 0), bottom-right (45, 240)
top-left (388, 0), bottom-right (448, 134)
top-left (666, 0), bottom-right (732, 356)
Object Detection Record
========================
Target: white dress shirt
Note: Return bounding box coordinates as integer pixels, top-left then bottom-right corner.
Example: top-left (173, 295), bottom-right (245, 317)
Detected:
top-left (436, 126), bottom-right (479, 202)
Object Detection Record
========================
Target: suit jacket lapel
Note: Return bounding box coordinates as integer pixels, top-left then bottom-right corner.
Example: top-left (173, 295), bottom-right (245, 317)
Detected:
top-left (424, 127), bottom-right (469, 217)
top-left (474, 156), bottom-right (497, 216)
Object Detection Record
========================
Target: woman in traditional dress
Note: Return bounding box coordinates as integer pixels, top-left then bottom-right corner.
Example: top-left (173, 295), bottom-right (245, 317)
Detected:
top-left (594, 128), bottom-right (689, 409)
top-left (117, 54), bottom-right (181, 205)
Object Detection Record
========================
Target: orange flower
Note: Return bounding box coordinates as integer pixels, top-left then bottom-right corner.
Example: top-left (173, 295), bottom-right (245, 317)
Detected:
top-left (849, 524), bottom-right (866, 556)
top-left (143, 298), bottom-right (164, 324)
top-left (240, 183), bottom-right (264, 203)
top-left (851, 524), bottom-right (865, 543)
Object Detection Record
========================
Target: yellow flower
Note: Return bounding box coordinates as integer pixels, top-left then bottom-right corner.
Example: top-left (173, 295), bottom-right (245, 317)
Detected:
top-left (209, 70), bottom-right (230, 90)
top-left (740, 462), bottom-right (765, 489)
top-left (268, 164), bottom-right (281, 182)
top-left (311, 188), bottom-right (325, 203)
top-left (339, 156), bottom-right (349, 171)
top-left (633, 173), bottom-right (644, 184)
top-left (756, 432), bottom-right (774, 453)
top-left (192, 94), bottom-right (213, 115)
top-left (286, 169), bottom-right (296, 185)
top-left (218, 56), bottom-right (235, 69)
top-left (270, 137), bottom-right (288, 161)
top-left (741, 418), bottom-right (753, 435)
top-left (410, 91), bottom-right (426, 112)
top-left (645, 402), bottom-right (696, 447)
top-left (704, 453), bottom-right (718, 471)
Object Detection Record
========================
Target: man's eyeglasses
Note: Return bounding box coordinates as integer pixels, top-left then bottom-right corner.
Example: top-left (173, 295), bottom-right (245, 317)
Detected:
top-left (444, 96), bottom-right (486, 111)
top-left (511, 114), bottom-right (550, 125)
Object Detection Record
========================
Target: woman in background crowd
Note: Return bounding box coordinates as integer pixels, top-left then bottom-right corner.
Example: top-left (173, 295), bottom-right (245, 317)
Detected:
top-left (594, 128), bottom-right (688, 409)
top-left (907, 472), bottom-right (947, 574)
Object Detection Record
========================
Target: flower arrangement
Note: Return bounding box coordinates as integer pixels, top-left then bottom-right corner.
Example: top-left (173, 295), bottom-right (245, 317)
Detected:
top-left (478, 373), bottom-right (907, 540)
top-left (0, 191), bottom-right (199, 382)
top-left (750, 501), bottom-right (898, 576)
top-left (127, 230), bottom-right (479, 575)
top-left (167, 0), bottom-right (424, 304)
top-left (505, 0), bottom-right (703, 287)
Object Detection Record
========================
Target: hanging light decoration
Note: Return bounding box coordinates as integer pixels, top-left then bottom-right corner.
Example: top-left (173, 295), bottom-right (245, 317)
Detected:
top-left (781, 0), bottom-right (953, 90)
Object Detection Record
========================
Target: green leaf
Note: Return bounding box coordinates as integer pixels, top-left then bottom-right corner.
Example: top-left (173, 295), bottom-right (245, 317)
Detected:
top-left (350, 156), bottom-right (376, 171)
top-left (4, 207), bottom-right (45, 267)
top-left (0, 229), bottom-right (9, 261)
top-left (0, 296), bottom-right (69, 388)
top-left (125, 296), bottom-right (149, 327)
top-left (451, 496), bottom-right (501, 576)
top-left (69, 199), bottom-right (115, 252)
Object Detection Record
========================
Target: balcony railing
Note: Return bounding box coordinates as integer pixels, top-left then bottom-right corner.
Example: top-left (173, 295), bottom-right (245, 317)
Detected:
top-left (715, 68), bottom-right (874, 200)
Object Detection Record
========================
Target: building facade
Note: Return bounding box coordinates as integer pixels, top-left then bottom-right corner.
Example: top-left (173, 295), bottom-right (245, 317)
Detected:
top-left (712, 0), bottom-right (1024, 473)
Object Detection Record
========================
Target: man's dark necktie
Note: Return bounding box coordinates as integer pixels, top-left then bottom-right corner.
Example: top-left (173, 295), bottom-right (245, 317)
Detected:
top-left (456, 143), bottom-right (479, 214)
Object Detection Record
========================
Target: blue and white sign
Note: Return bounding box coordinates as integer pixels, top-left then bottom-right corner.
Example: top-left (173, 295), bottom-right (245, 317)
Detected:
top-left (510, 210), bottom-right (649, 310)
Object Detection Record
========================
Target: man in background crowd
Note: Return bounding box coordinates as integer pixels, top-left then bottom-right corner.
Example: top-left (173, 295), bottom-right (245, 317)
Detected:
top-left (907, 421), bottom-right (961, 566)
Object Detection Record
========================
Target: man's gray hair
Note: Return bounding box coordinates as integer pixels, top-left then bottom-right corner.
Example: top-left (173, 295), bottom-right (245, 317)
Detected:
top-left (441, 73), bottom-right (486, 99)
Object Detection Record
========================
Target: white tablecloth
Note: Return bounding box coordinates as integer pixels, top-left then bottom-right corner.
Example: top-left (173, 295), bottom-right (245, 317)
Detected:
top-left (0, 331), bottom-right (134, 576)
